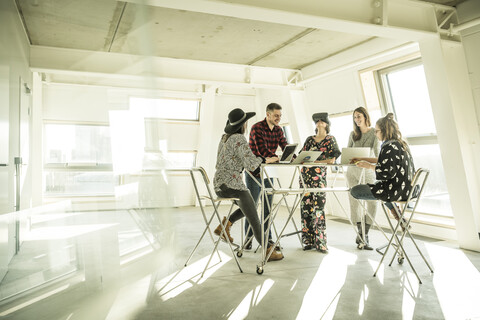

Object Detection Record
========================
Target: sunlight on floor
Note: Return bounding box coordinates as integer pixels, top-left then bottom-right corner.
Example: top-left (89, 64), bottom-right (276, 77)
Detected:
top-left (24, 224), bottom-right (118, 240)
top-left (368, 258), bottom-right (384, 284)
top-left (296, 247), bottom-right (357, 320)
top-left (358, 284), bottom-right (368, 315)
top-left (156, 250), bottom-right (232, 301)
top-left (228, 278), bottom-right (275, 320)
top-left (400, 271), bottom-right (420, 320)
top-left (105, 251), bottom-right (232, 319)
top-left (425, 243), bottom-right (480, 319)
top-left (0, 284), bottom-right (70, 317)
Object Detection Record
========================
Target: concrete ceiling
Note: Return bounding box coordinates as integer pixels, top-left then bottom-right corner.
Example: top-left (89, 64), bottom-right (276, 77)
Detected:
top-left (16, 0), bottom-right (465, 70)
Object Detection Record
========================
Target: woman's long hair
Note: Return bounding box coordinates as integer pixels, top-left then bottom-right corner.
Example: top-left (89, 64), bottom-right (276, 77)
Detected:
top-left (352, 106), bottom-right (371, 141)
top-left (376, 113), bottom-right (409, 150)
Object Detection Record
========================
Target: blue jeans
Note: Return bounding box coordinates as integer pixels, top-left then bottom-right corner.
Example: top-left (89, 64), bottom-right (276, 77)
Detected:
top-left (245, 172), bottom-right (274, 241)
top-left (350, 184), bottom-right (393, 210)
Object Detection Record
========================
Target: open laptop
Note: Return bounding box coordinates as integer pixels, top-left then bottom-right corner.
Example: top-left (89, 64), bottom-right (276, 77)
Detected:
top-left (340, 147), bottom-right (371, 165)
top-left (291, 150), bottom-right (323, 164)
top-left (279, 144), bottom-right (298, 163)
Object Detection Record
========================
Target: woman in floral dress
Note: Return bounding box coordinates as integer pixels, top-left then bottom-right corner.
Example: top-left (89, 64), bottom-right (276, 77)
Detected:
top-left (300, 113), bottom-right (341, 253)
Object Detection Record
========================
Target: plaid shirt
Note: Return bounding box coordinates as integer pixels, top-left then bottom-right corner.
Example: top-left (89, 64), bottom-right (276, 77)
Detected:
top-left (249, 118), bottom-right (287, 159)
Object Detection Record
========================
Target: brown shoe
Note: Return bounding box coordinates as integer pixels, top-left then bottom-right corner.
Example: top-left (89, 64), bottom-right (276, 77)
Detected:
top-left (267, 245), bottom-right (284, 261)
top-left (214, 217), bottom-right (234, 243)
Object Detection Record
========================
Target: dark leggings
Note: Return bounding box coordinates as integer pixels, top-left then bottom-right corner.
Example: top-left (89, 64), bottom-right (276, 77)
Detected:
top-left (216, 185), bottom-right (264, 245)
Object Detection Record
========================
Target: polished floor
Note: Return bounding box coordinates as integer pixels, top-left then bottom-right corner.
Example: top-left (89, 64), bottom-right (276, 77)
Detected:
top-left (1, 205), bottom-right (480, 320)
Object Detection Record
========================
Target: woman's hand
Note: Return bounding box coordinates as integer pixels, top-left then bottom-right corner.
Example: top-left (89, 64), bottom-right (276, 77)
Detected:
top-left (314, 158), bottom-right (335, 164)
top-left (325, 158), bottom-right (335, 164)
top-left (351, 157), bottom-right (378, 164)
top-left (355, 160), bottom-right (374, 170)
top-left (265, 157), bottom-right (279, 164)
top-left (350, 157), bottom-right (365, 164)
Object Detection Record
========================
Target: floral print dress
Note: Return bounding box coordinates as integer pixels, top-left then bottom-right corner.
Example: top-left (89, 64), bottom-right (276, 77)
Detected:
top-left (299, 135), bottom-right (341, 251)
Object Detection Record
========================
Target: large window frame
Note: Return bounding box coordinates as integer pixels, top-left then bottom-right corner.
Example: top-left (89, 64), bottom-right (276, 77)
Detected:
top-left (374, 58), bottom-right (454, 223)
top-left (43, 121), bottom-right (116, 198)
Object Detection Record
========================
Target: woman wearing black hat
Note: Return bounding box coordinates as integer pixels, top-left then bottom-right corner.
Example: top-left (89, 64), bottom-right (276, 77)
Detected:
top-left (213, 108), bottom-right (283, 261)
top-left (299, 112), bottom-right (341, 253)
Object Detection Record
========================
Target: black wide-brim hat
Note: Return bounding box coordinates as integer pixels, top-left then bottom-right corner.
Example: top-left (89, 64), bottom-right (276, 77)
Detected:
top-left (312, 112), bottom-right (330, 125)
top-left (224, 108), bottom-right (256, 134)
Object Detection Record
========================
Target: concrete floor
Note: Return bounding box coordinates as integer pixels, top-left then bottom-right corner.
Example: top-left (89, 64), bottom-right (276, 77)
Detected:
top-left (1, 205), bottom-right (480, 320)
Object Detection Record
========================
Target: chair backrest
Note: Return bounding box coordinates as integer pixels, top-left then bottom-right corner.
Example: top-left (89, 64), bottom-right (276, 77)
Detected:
top-left (190, 167), bottom-right (217, 202)
top-left (404, 168), bottom-right (430, 209)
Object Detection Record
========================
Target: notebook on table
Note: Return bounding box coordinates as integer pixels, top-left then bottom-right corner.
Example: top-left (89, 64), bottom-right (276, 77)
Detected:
top-left (278, 144), bottom-right (298, 163)
top-left (291, 151), bottom-right (323, 164)
top-left (340, 147), bottom-right (371, 165)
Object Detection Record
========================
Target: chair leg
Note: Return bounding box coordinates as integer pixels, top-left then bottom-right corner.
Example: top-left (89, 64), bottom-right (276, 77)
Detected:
top-left (184, 202), bottom-right (222, 267)
top-left (374, 204), bottom-right (422, 284)
top-left (202, 202), bottom-right (243, 277)
top-left (388, 210), bottom-right (434, 273)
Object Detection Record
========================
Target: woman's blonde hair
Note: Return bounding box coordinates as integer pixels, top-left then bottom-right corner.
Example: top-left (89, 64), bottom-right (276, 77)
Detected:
top-left (376, 113), bottom-right (409, 150)
top-left (352, 107), bottom-right (371, 141)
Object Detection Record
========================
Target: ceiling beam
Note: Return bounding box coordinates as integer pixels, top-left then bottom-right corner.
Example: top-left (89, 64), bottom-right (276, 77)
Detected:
top-left (122, 0), bottom-right (452, 41)
top-left (30, 45), bottom-right (303, 89)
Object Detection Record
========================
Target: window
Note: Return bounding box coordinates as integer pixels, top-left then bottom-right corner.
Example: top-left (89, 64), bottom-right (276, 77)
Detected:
top-left (329, 112), bottom-right (354, 152)
top-left (129, 97), bottom-right (200, 121)
top-left (142, 151), bottom-right (197, 170)
top-left (376, 59), bottom-right (452, 217)
top-left (43, 123), bottom-right (116, 196)
top-left (282, 125), bottom-right (293, 144)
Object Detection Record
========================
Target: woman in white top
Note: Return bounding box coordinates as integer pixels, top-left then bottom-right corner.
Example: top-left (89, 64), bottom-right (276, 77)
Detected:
top-left (345, 107), bottom-right (379, 250)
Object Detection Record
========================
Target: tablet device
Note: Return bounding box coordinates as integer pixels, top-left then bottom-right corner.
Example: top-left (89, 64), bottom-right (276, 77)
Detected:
top-left (340, 147), bottom-right (371, 164)
top-left (279, 144), bottom-right (298, 163)
top-left (291, 150), bottom-right (323, 164)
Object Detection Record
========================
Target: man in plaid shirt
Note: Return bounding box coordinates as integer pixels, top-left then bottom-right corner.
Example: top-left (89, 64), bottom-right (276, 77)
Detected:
top-left (244, 103), bottom-right (288, 250)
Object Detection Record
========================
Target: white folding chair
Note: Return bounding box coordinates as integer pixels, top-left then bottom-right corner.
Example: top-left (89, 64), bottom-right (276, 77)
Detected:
top-left (185, 167), bottom-right (243, 276)
top-left (373, 168), bottom-right (434, 284)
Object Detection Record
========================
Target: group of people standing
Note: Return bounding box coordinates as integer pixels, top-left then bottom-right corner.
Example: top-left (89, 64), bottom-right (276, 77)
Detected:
top-left (212, 102), bottom-right (415, 263)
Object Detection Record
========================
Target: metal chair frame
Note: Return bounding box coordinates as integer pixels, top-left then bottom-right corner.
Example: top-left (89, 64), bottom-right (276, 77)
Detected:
top-left (169, 167), bottom-right (243, 277)
top-left (373, 168), bottom-right (434, 284)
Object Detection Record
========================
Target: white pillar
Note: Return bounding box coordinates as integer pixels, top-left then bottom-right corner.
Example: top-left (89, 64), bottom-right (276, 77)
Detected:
top-left (31, 73), bottom-right (43, 206)
top-left (288, 89), bottom-right (312, 145)
top-left (419, 38), bottom-right (480, 251)
top-left (196, 86), bottom-right (217, 178)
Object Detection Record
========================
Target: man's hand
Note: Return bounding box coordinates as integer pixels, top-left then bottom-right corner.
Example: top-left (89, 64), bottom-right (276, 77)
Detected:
top-left (265, 157), bottom-right (279, 164)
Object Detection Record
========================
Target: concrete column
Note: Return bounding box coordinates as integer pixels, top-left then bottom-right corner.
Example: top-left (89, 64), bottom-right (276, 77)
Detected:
top-left (196, 86), bottom-right (217, 178)
top-left (419, 38), bottom-right (480, 251)
top-left (288, 89), bottom-right (312, 145)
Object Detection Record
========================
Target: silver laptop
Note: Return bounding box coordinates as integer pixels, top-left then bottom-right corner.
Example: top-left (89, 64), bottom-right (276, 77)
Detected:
top-left (279, 144), bottom-right (298, 163)
top-left (291, 150), bottom-right (323, 164)
top-left (340, 147), bottom-right (371, 165)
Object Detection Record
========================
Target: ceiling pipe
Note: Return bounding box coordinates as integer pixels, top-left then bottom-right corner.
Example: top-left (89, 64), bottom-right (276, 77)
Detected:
top-left (450, 17), bottom-right (480, 33)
